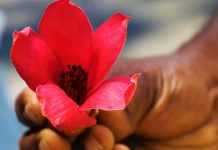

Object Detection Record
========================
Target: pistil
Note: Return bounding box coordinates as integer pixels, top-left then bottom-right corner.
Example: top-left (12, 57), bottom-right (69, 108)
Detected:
top-left (59, 65), bottom-right (88, 105)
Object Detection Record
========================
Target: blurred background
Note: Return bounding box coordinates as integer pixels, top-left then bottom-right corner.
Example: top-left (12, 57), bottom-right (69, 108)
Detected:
top-left (0, 0), bottom-right (218, 149)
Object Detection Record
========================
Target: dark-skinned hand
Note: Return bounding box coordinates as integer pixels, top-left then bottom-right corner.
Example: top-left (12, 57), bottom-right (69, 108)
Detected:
top-left (15, 14), bottom-right (218, 150)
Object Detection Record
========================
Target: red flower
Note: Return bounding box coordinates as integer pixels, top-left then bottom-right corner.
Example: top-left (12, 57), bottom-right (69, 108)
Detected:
top-left (11, 0), bottom-right (140, 134)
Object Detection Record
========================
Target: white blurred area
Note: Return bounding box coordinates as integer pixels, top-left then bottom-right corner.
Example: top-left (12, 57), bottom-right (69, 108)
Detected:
top-left (0, 0), bottom-right (217, 149)
top-left (95, 0), bottom-right (212, 57)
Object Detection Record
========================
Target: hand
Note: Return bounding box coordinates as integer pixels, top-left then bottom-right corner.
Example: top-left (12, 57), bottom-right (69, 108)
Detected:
top-left (16, 13), bottom-right (218, 150)
top-left (16, 85), bottom-right (131, 150)
top-left (15, 42), bottom-right (218, 150)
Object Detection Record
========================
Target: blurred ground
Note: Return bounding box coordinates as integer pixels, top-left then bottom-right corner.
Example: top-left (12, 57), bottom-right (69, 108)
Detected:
top-left (0, 0), bottom-right (218, 149)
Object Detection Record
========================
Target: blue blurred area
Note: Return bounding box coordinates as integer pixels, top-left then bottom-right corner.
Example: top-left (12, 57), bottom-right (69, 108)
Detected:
top-left (0, 0), bottom-right (218, 149)
top-left (0, 64), bottom-right (24, 150)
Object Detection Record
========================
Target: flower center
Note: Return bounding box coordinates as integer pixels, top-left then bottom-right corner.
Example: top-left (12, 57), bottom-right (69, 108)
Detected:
top-left (59, 65), bottom-right (88, 105)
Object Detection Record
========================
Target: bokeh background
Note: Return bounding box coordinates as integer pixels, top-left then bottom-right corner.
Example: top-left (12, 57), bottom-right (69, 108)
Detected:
top-left (0, 0), bottom-right (218, 149)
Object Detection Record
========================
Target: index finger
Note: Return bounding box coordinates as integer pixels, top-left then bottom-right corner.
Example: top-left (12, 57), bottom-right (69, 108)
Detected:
top-left (15, 87), bottom-right (45, 127)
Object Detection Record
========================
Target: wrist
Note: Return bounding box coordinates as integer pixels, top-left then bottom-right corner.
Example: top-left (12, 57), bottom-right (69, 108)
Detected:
top-left (175, 40), bottom-right (218, 88)
top-left (173, 13), bottom-right (218, 87)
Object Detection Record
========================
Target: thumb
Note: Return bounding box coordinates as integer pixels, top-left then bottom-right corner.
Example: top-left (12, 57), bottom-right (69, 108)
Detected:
top-left (98, 58), bottom-right (163, 141)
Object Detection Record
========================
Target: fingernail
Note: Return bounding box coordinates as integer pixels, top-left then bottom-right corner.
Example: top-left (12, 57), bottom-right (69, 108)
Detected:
top-left (85, 135), bottom-right (104, 150)
top-left (114, 144), bottom-right (130, 150)
top-left (39, 140), bottom-right (50, 150)
top-left (24, 103), bottom-right (38, 123)
top-left (89, 109), bottom-right (99, 117)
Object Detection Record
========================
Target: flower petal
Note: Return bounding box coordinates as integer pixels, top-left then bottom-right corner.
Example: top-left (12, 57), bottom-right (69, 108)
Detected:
top-left (10, 27), bottom-right (62, 90)
top-left (36, 83), bottom-right (96, 134)
top-left (38, 0), bottom-right (93, 70)
top-left (89, 13), bottom-right (130, 89)
top-left (82, 74), bottom-right (140, 110)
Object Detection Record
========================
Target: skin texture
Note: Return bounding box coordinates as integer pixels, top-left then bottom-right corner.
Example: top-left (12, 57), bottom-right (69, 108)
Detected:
top-left (15, 15), bottom-right (218, 150)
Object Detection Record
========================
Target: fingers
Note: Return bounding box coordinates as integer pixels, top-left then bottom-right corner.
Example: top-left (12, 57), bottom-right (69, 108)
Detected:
top-left (15, 87), bottom-right (45, 127)
top-left (82, 125), bottom-right (130, 150)
top-left (83, 125), bottom-right (114, 150)
top-left (97, 110), bottom-right (135, 141)
top-left (20, 128), bottom-right (71, 150)
top-left (19, 125), bottom-right (130, 150)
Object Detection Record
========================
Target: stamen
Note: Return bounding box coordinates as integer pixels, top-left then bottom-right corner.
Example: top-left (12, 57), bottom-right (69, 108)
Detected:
top-left (59, 65), bottom-right (88, 105)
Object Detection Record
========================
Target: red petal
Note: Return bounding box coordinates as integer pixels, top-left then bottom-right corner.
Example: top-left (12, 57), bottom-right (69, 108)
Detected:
top-left (36, 83), bottom-right (96, 134)
top-left (82, 74), bottom-right (140, 110)
top-left (10, 27), bottom-right (62, 90)
top-left (38, 0), bottom-right (93, 70)
top-left (89, 13), bottom-right (130, 89)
